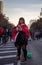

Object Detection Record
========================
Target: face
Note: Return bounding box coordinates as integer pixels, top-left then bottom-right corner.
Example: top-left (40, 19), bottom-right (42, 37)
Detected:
top-left (19, 19), bottom-right (24, 24)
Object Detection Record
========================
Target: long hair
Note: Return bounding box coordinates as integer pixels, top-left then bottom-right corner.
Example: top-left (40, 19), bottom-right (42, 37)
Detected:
top-left (18, 17), bottom-right (25, 25)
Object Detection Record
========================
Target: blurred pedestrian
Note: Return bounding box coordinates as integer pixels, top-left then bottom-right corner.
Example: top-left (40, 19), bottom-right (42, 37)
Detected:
top-left (2, 28), bottom-right (9, 44)
top-left (0, 27), bottom-right (5, 44)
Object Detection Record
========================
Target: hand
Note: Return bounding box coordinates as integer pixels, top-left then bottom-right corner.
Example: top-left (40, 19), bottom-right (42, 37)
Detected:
top-left (16, 27), bottom-right (19, 31)
top-left (18, 25), bottom-right (22, 31)
top-left (18, 28), bottom-right (22, 31)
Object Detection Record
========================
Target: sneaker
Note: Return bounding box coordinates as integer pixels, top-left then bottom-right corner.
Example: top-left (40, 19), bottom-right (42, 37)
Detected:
top-left (16, 56), bottom-right (20, 60)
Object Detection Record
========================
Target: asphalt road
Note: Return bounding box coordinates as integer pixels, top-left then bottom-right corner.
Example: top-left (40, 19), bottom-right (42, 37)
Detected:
top-left (26, 39), bottom-right (42, 65)
top-left (0, 39), bottom-right (42, 65)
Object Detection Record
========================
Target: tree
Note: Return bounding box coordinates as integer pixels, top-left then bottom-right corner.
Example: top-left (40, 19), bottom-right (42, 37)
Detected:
top-left (30, 18), bottom-right (42, 33)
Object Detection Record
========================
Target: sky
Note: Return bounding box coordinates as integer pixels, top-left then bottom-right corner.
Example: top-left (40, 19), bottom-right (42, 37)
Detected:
top-left (3, 0), bottom-right (42, 27)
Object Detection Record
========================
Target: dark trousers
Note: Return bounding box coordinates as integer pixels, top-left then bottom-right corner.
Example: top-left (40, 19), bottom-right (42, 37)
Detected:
top-left (15, 31), bottom-right (28, 59)
top-left (17, 45), bottom-right (27, 59)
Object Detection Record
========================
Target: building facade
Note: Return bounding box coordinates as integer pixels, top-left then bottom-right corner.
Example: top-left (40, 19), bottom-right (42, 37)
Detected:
top-left (0, 0), bottom-right (4, 14)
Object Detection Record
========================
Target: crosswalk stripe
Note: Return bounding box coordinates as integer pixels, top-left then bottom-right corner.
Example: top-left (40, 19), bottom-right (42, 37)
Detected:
top-left (0, 50), bottom-right (17, 53)
top-left (1, 46), bottom-right (15, 47)
top-left (0, 48), bottom-right (17, 50)
top-left (0, 42), bottom-right (17, 65)
top-left (4, 63), bottom-right (14, 65)
top-left (17, 60), bottom-right (21, 65)
top-left (0, 55), bottom-right (16, 59)
top-left (0, 45), bottom-right (15, 48)
top-left (0, 46), bottom-right (13, 48)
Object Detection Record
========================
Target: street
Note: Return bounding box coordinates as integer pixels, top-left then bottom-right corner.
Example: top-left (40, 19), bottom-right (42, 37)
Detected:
top-left (0, 39), bottom-right (42, 65)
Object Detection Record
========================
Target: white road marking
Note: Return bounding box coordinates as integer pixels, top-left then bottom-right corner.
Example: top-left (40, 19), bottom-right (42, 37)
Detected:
top-left (2, 46), bottom-right (15, 47)
top-left (0, 48), bottom-right (16, 50)
top-left (0, 55), bottom-right (16, 59)
top-left (4, 63), bottom-right (14, 65)
top-left (17, 60), bottom-right (21, 65)
top-left (0, 50), bottom-right (17, 53)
